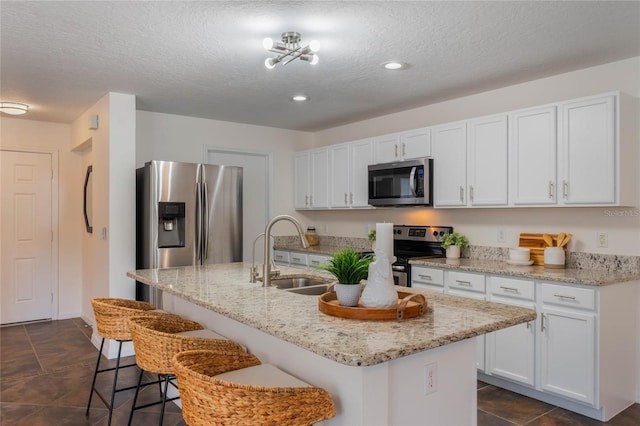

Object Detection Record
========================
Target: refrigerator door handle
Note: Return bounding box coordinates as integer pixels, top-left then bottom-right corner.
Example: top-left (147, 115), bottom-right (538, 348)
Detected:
top-left (202, 181), bottom-right (209, 261)
top-left (195, 182), bottom-right (202, 261)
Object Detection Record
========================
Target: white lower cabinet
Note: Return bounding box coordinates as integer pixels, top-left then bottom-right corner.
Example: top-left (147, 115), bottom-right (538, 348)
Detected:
top-left (412, 265), bottom-right (638, 421)
top-left (486, 276), bottom-right (536, 387)
top-left (273, 250), bottom-right (290, 265)
top-left (308, 254), bottom-right (330, 269)
top-left (411, 266), bottom-right (444, 292)
top-left (273, 250), bottom-right (330, 270)
top-left (444, 271), bottom-right (486, 372)
top-left (540, 283), bottom-right (596, 405)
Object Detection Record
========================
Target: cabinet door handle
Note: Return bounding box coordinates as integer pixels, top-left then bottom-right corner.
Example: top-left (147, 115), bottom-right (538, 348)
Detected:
top-left (469, 185), bottom-right (474, 202)
top-left (541, 313), bottom-right (546, 332)
top-left (499, 286), bottom-right (519, 293)
top-left (309, 195), bottom-right (313, 206)
top-left (455, 280), bottom-right (472, 286)
top-left (402, 142), bottom-right (406, 157)
top-left (563, 180), bottom-right (569, 199)
top-left (344, 192), bottom-right (348, 204)
top-left (305, 195), bottom-right (309, 206)
top-left (394, 144), bottom-right (398, 158)
top-left (526, 321), bottom-right (531, 329)
top-left (350, 192), bottom-right (353, 204)
top-left (418, 274), bottom-right (432, 280)
top-left (548, 181), bottom-right (554, 199)
top-left (310, 260), bottom-right (320, 265)
top-left (554, 294), bottom-right (576, 300)
top-left (459, 186), bottom-right (464, 203)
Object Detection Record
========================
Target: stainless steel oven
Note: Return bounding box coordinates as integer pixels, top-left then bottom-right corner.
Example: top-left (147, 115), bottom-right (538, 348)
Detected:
top-left (391, 225), bottom-right (453, 287)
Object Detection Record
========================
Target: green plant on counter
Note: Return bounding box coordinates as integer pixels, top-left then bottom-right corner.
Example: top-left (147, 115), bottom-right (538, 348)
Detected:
top-left (367, 229), bottom-right (376, 241)
top-left (316, 247), bottom-right (373, 284)
top-left (439, 232), bottom-right (469, 249)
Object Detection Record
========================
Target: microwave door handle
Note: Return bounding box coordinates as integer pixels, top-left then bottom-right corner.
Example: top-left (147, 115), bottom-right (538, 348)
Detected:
top-left (409, 167), bottom-right (417, 196)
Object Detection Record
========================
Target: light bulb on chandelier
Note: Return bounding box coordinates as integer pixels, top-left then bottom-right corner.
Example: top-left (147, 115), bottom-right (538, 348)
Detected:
top-left (263, 32), bottom-right (320, 68)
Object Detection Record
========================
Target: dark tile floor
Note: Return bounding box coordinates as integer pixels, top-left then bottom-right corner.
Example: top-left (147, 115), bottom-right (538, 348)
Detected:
top-left (1, 319), bottom-right (638, 425)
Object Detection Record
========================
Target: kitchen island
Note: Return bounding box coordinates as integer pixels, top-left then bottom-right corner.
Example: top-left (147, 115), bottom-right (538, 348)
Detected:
top-left (128, 262), bottom-right (536, 425)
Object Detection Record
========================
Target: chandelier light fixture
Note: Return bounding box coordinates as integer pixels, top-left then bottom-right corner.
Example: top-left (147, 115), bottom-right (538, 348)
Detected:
top-left (0, 101), bottom-right (29, 115)
top-left (263, 32), bottom-right (320, 69)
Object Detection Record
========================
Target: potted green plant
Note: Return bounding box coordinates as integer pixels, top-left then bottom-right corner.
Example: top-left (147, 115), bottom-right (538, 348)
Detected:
top-left (317, 247), bottom-right (373, 306)
top-left (439, 232), bottom-right (469, 259)
top-left (367, 229), bottom-right (376, 250)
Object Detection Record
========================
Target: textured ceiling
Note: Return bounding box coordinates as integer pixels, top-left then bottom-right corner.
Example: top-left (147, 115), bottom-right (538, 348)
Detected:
top-left (1, 1), bottom-right (639, 131)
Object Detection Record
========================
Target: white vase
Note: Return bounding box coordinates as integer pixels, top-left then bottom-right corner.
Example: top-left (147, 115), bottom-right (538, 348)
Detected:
top-left (360, 252), bottom-right (398, 308)
top-left (446, 245), bottom-right (461, 259)
top-left (335, 283), bottom-right (362, 307)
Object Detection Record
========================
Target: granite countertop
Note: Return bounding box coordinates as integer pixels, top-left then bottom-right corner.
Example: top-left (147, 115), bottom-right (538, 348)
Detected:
top-left (128, 262), bottom-right (535, 367)
top-left (410, 258), bottom-right (640, 286)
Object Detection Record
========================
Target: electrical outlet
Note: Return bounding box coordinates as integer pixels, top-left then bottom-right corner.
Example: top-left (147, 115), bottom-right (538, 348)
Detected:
top-left (424, 362), bottom-right (437, 395)
top-left (497, 228), bottom-right (506, 243)
top-left (597, 232), bottom-right (608, 248)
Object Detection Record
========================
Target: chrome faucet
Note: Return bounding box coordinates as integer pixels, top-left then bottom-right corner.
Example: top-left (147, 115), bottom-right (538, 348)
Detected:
top-left (261, 215), bottom-right (309, 287)
top-left (249, 233), bottom-right (275, 283)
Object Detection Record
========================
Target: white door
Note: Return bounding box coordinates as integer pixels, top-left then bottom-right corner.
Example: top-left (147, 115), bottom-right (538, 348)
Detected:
top-left (561, 94), bottom-right (615, 204)
top-left (400, 127), bottom-right (431, 160)
top-left (1, 151), bottom-right (53, 324)
top-left (329, 143), bottom-right (351, 208)
top-left (349, 139), bottom-right (374, 207)
top-left (309, 148), bottom-right (328, 209)
top-left (509, 106), bottom-right (557, 205)
top-left (374, 134), bottom-right (401, 163)
top-left (206, 149), bottom-right (270, 264)
top-left (467, 115), bottom-right (508, 206)
top-left (433, 121), bottom-right (467, 207)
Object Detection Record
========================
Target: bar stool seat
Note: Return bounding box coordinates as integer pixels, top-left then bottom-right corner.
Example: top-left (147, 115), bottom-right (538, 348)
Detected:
top-left (172, 349), bottom-right (336, 426)
top-left (86, 297), bottom-right (168, 426)
top-left (127, 314), bottom-right (246, 425)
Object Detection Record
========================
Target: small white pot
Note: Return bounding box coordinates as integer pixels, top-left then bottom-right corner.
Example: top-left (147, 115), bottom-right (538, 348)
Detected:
top-left (335, 283), bottom-right (362, 307)
top-left (446, 245), bottom-right (461, 259)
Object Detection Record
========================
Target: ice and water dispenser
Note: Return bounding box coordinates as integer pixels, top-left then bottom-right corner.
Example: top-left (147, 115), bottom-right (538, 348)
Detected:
top-left (158, 202), bottom-right (185, 248)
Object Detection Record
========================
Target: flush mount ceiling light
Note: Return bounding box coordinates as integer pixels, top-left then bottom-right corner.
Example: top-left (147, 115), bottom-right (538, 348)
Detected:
top-left (0, 102), bottom-right (29, 115)
top-left (263, 32), bottom-right (320, 69)
top-left (382, 61), bottom-right (407, 70)
top-left (292, 95), bottom-right (308, 101)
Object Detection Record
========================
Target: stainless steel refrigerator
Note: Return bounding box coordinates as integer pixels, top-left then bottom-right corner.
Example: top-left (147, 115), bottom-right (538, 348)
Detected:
top-left (136, 160), bottom-right (242, 306)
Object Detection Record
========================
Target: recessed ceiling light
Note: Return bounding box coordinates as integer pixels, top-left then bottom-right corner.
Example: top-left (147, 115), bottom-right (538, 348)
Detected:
top-left (382, 61), bottom-right (407, 70)
top-left (292, 95), bottom-right (308, 101)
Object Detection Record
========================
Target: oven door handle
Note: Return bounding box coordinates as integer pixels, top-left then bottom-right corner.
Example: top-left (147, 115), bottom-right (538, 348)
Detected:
top-left (409, 167), bottom-right (417, 196)
top-left (392, 265), bottom-right (405, 271)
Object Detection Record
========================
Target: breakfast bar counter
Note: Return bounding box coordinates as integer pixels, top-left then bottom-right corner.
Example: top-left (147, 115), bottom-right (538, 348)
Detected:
top-left (128, 262), bottom-right (535, 425)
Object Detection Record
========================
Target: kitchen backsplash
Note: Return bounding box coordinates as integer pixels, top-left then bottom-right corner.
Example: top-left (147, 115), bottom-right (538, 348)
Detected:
top-left (275, 236), bottom-right (639, 275)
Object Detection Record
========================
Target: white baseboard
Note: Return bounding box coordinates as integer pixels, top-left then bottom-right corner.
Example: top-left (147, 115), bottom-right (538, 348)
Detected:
top-left (57, 311), bottom-right (82, 320)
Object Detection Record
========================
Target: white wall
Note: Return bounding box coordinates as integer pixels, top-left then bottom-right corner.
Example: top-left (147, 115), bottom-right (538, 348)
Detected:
top-left (0, 118), bottom-right (82, 319)
top-left (136, 111), bottom-right (313, 222)
top-left (309, 57), bottom-right (640, 256)
top-left (71, 92), bottom-right (137, 326)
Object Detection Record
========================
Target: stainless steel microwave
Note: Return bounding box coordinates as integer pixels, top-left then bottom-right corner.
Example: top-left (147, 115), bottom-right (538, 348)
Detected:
top-left (368, 158), bottom-right (433, 207)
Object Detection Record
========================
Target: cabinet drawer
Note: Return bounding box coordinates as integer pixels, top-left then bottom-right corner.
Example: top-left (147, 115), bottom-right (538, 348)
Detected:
top-left (411, 266), bottom-right (444, 286)
top-left (447, 271), bottom-right (485, 294)
top-left (289, 252), bottom-right (309, 267)
top-left (411, 282), bottom-right (445, 293)
top-left (541, 283), bottom-right (596, 311)
top-left (489, 276), bottom-right (535, 302)
top-left (308, 254), bottom-right (330, 268)
top-left (273, 250), bottom-right (289, 264)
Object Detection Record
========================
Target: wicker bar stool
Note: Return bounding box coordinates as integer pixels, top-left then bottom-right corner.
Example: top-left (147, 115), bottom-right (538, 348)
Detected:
top-left (172, 349), bottom-right (336, 426)
top-left (86, 297), bottom-right (166, 425)
top-left (127, 315), bottom-right (246, 425)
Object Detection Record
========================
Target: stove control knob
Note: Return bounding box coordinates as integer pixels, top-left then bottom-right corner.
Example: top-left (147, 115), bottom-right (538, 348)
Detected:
top-left (432, 231), bottom-right (438, 237)
top-left (439, 231), bottom-right (445, 236)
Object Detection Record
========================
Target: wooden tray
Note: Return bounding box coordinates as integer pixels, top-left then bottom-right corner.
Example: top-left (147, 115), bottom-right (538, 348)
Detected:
top-left (519, 233), bottom-right (567, 266)
top-left (318, 291), bottom-right (427, 320)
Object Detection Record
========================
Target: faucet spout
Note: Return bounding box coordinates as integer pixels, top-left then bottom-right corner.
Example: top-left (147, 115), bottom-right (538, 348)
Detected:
top-left (262, 215), bottom-right (308, 287)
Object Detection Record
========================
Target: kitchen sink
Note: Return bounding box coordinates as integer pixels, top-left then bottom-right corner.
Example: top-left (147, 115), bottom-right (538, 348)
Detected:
top-left (285, 285), bottom-right (331, 296)
top-left (267, 276), bottom-right (333, 296)
top-left (271, 277), bottom-right (329, 289)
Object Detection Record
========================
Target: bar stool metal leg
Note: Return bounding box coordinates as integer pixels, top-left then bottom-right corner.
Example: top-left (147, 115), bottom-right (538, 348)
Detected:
top-left (85, 337), bottom-right (106, 416)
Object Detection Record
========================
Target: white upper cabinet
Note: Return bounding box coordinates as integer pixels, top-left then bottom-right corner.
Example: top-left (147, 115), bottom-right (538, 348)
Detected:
top-left (294, 148), bottom-right (328, 210)
top-left (329, 139), bottom-right (374, 208)
top-left (467, 114), bottom-right (508, 206)
top-left (374, 127), bottom-right (431, 163)
top-left (560, 94), bottom-right (615, 205)
top-left (509, 106), bottom-right (558, 205)
top-left (433, 121), bottom-right (467, 207)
